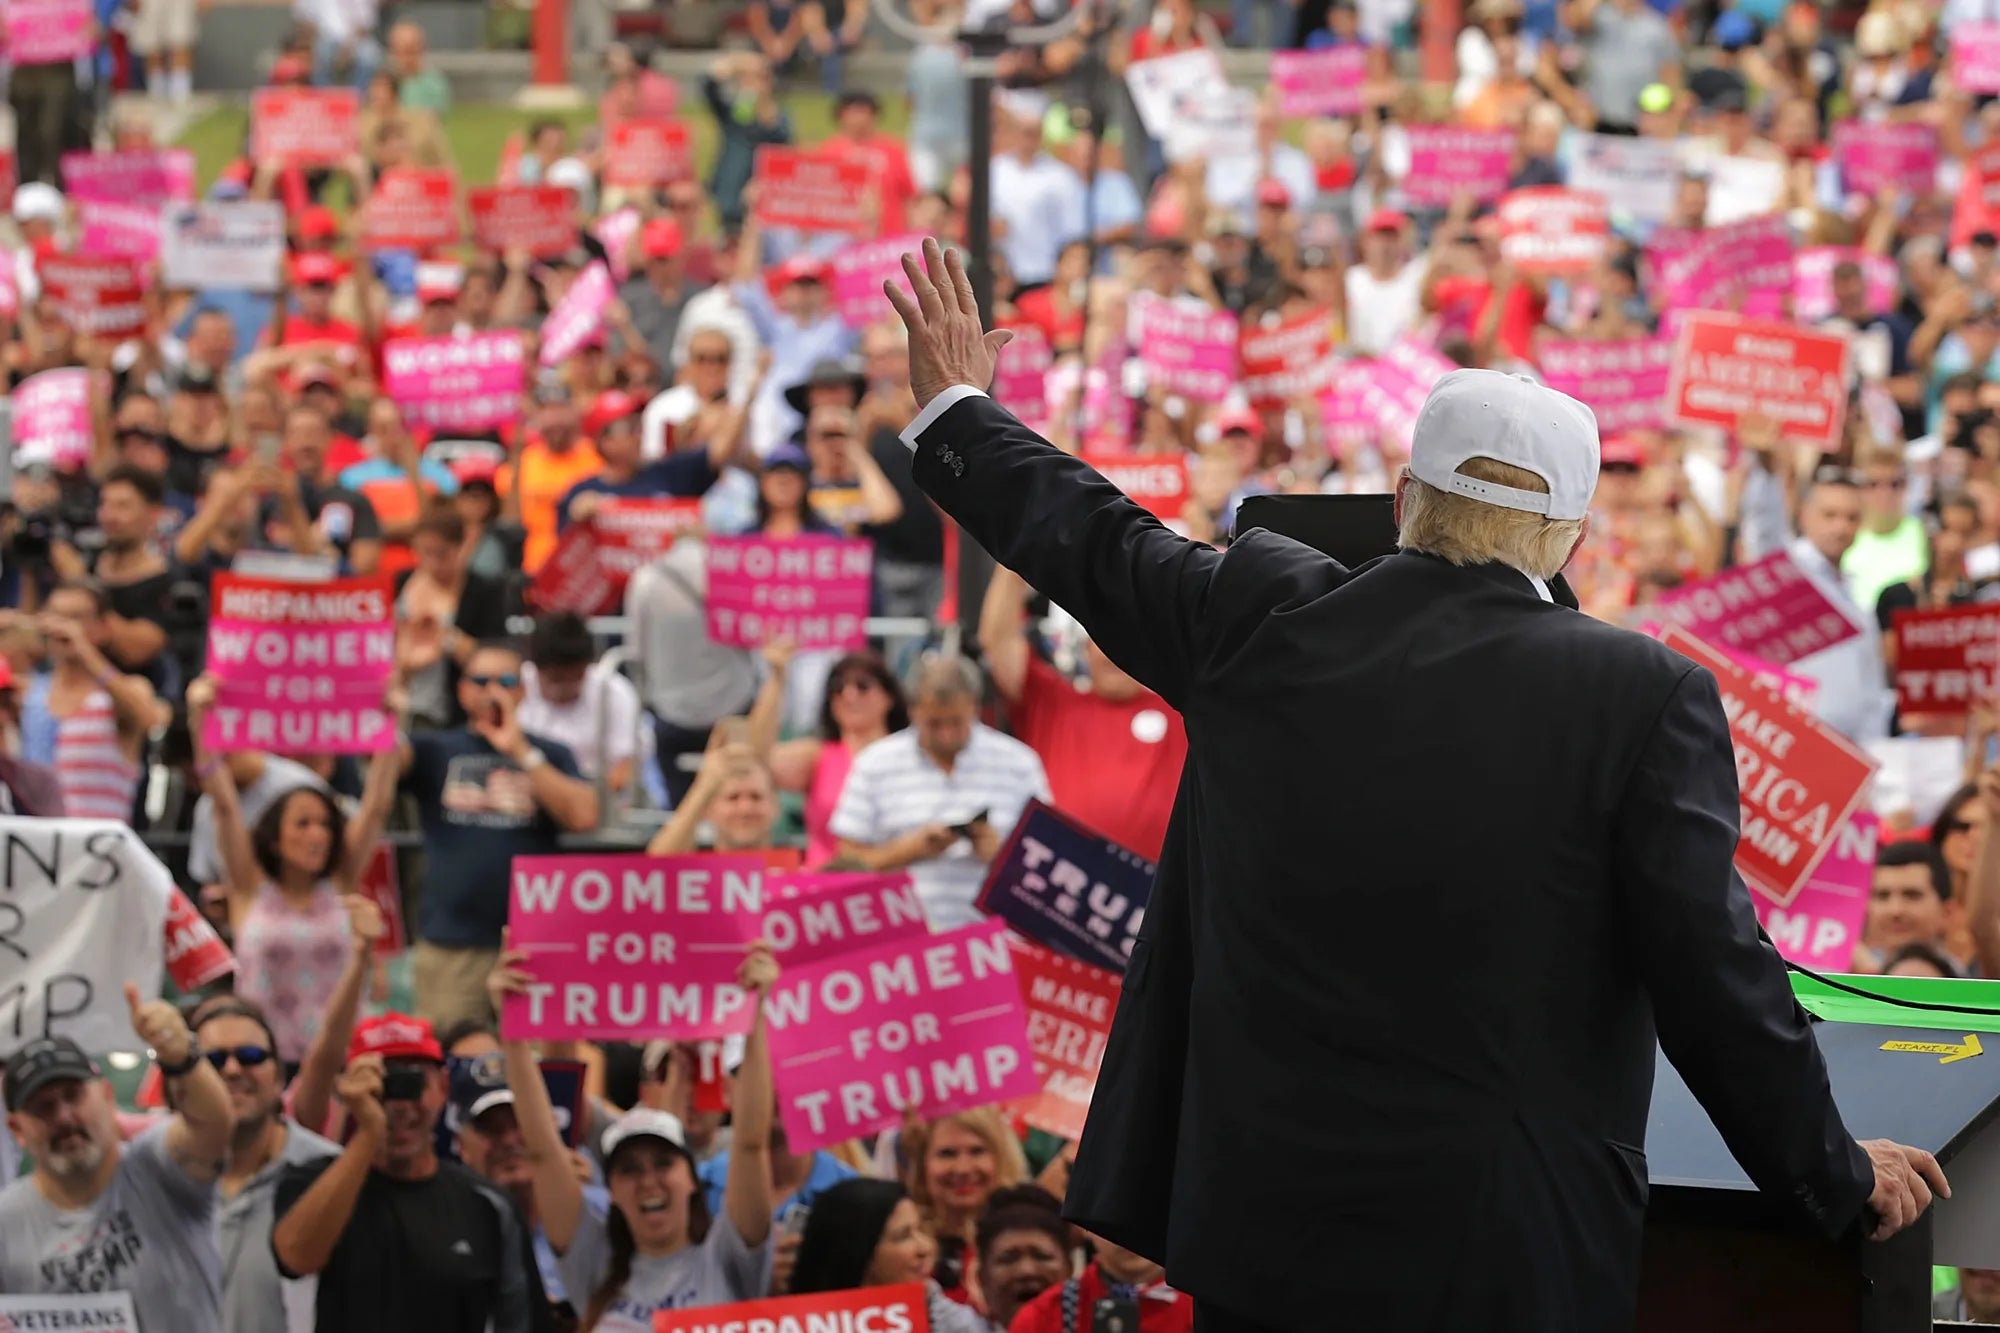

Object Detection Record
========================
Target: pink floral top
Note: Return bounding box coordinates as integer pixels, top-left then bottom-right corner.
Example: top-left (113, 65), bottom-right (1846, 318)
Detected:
top-left (234, 882), bottom-right (351, 1063)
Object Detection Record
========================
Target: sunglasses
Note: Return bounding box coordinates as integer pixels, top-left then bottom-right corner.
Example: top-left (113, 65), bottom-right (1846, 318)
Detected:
top-left (1943, 818), bottom-right (1977, 835)
top-left (831, 674), bottom-right (884, 695)
top-left (204, 1045), bottom-right (273, 1070)
top-left (468, 673), bottom-right (521, 689)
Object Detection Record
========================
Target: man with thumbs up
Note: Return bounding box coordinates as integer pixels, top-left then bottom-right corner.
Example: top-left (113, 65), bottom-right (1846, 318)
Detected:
top-left (0, 984), bottom-right (236, 1331)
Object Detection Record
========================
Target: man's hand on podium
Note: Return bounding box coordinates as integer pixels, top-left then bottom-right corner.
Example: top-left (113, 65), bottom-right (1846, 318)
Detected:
top-left (885, 238), bottom-right (1014, 410)
top-left (1860, 1138), bottom-right (1952, 1240)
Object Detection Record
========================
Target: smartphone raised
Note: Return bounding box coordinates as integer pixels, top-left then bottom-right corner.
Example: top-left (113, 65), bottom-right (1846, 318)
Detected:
top-left (948, 809), bottom-right (990, 839)
top-left (381, 1064), bottom-right (428, 1102)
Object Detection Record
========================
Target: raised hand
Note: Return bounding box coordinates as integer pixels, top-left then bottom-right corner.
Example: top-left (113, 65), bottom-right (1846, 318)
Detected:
top-left (883, 238), bottom-right (1014, 409)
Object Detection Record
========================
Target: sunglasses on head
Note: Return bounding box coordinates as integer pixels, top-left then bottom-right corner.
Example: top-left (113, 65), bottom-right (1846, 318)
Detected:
top-left (204, 1045), bottom-right (273, 1070)
top-left (468, 673), bottom-right (521, 689)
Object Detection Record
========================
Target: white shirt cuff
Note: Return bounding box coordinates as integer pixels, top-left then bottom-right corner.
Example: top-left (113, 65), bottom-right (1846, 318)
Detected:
top-left (899, 385), bottom-right (990, 454)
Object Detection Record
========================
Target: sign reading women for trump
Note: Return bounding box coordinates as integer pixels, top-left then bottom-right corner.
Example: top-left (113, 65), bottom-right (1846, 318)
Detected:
top-left (0, 819), bottom-right (175, 1060)
top-left (763, 923), bottom-right (1039, 1153)
top-left (977, 801), bottom-right (1153, 974)
top-left (759, 872), bottom-right (930, 968)
top-left (706, 536), bottom-right (873, 651)
top-left (1659, 627), bottom-right (1876, 906)
top-left (653, 1283), bottom-right (930, 1333)
top-left (1008, 939), bottom-right (1118, 1143)
top-left (202, 575), bottom-right (397, 754)
top-left (502, 854), bottom-right (767, 1041)
top-left (1652, 550), bottom-right (1860, 666)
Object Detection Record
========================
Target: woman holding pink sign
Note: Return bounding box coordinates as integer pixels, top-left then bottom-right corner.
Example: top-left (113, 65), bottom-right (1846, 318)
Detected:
top-left (187, 674), bottom-right (402, 1067)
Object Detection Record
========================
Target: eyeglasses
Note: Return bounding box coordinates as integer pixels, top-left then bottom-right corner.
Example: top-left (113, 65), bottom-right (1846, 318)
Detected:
top-left (204, 1045), bottom-right (273, 1070)
top-left (467, 673), bottom-right (521, 689)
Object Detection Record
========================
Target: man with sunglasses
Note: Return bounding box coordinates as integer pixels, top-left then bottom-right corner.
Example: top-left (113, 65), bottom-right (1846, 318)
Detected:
top-left (191, 996), bottom-right (338, 1333)
top-left (395, 641), bottom-right (598, 1030)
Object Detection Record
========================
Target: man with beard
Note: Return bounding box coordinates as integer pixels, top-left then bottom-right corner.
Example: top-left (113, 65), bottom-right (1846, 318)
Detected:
top-left (271, 1013), bottom-right (550, 1332)
top-left (0, 985), bottom-right (236, 1330)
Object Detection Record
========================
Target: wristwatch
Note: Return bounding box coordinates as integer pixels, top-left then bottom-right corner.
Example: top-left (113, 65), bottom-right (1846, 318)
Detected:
top-left (516, 746), bottom-right (548, 773)
top-left (156, 1042), bottom-right (203, 1078)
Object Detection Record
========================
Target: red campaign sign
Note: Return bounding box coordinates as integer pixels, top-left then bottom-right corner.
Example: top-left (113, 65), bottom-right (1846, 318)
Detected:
top-left (467, 185), bottom-right (576, 258)
top-left (691, 1039), bottom-right (731, 1114)
top-left (653, 1284), bottom-right (931, 1333)
top-left (362, 169), bottom-right (459, 251)
top-left (1238, 309), bottom-right (1335, 411)
top-left (1082, 453), bottom-right (1189, 523)
top-left (1007, 939), bottom-right (1117, 1143)
top-left (1668, 311), bottom-right (1849, 450)
top-left (1497, 188), bottom-right (1610, 276)
top-left (604, 119), bottom-right (694, 188)
top-left (1659, 626), bottom-right (1876, 907)
top-left (355, 843), bottom-right (407, 956)
top-left (250, 88), bottom-right (360, 168)
top-left (38, 255), bottom-right (146, 336)
top-left (1653, 550), bottom-right (1861, 666)
top-left (526, 499), bottom-right (702, 617)
top-left (1893, 604), bottom-right (2000, 719)
top-left (528, 524), bottom-right (620, 617)
top-left (752, 146), bottom-right (877, 235)
top-left (163, 887), bottom-right (236, 990)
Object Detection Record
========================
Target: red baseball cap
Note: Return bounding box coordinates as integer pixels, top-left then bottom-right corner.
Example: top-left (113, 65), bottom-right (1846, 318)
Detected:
top-left (585, 389), bottom-right (641, 435)
top-left (1256, 179), bottom-right (1292, 209)
top-left (777, 253), bottom-right (830, 286)
top-left (296, 206), bottom-right (340, 241)
top-left (1365, 207), bottom-right (1410, 234)
top-left (416, 262), bottom-right (463, 305)
top-left (641, 217), bottom-right (684, 260)
top-left (1216, 406), bottom-right (1263, 437)
top-left (451, 454), bottom-right (502, 487)
top-left (270, 54), bottom-right (310, 85)
top-left (292, 251), bottom-right (342, 286)
top-left (347, 1013), bottom-right (444, 1065)
top-left (0, 657), bottom-right (15, 690)
top-left (1600, 435), bottom-right (1648, 468)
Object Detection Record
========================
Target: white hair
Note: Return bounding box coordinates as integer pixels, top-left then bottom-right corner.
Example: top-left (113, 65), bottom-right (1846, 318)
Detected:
top-left (1396, 456), bottom-right (1585, 580)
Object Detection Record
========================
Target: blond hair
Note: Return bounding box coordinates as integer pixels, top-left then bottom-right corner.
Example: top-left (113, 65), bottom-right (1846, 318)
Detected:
top-left (902, 1107), bottom-right (1029, 1232)
top-left (1396, 456), bottom-right (1585, 579)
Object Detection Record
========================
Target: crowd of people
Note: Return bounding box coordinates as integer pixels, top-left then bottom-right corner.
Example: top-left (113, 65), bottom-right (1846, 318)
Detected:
top-left (7, 0), bottom-right (2000, 1325)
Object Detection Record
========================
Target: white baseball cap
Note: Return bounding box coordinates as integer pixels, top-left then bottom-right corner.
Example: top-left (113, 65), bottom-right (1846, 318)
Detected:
top-left (600, 1107), bottom-right (690, 1160)
top-left (1408, 369), bottom-right (1600, 522)
top-left (12, 182), bottom-right (63, 226)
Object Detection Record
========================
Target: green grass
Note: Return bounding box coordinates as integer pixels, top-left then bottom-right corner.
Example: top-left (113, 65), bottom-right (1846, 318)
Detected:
top-left (173, 92), bottom-right (910, 193)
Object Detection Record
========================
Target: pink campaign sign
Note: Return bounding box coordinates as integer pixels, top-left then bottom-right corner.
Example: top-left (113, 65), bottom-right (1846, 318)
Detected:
top-left (1833, 121), bottom-right (1938, 198)
top-left (593, 207), bottom-right (640, 283)
top-left (539, 262), bottom-right (613, 367)
top-left (1792, 247), bottom-right (1898, 322)
top-left (4, 0), bottom-right (91, 67)
top-left (759, 872), bottom-right (930, 969)
top-left (1537, 338), bottom-right (1673, 433)
top-left (383, 332), bottom-right (526, 433)
top-left (1363, 337), bottom-right (1454, 450)
top-left (1403, 126), bottom-right (1515, 207)
top-left (707, 536), bottom-right (873, 651)
top-left (1649, 215), bottom-right (1793, 312)
top-left (201, 575), bottom-right (397, 753)
top-left (992, 323), bottom-right (1054, 433)
top-left (1757, 814), bottom-right (1874, 970)
top-left (1957, 22), bottom-right (2000, 96)
top-left (1318, 360), bottom-right (1376, 455)
top-left (762, 921), bottom-right (1040, 1153)
top-left (1653, 550), bottom-right (1862, 666)
top-left (13, 368), bottom-right (92, 469)
top-left (501, 854), bottom-right (767, 1042)
top-left (79, 199), bottom-right (162, 267)
top-left (1132, 293), bottom-right (1237, 403)
top-left (59, 149), bottom-right (195, 207)
top-left (1269, 48), bottom-right (1364, 118)
top-left (831, 232), bottom-right (922, 329)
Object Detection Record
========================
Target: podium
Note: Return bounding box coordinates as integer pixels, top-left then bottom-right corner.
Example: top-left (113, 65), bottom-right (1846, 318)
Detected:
top-left (1642, 975), bottom-right (2000, 1333)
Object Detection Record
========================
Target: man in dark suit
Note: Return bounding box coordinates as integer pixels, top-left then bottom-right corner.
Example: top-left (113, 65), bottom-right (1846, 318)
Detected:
top-left (881, 241), bottom-right (1949, 1332)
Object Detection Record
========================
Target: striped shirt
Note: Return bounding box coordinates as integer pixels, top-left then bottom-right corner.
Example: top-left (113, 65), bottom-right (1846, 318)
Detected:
top-left (829, 724), bottom-right (1051, 929)
top-left (55, 690), bottom-right (140, 824)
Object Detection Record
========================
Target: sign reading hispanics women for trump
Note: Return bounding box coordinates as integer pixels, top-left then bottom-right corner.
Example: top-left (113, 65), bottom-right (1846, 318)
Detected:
top-left (502, 854), bottom-right (767, 1041)
top-left (762, 923), bottom-right (1039, 1153)
top-left (202, 575), bottom-right (397, 753)
top-left (652, 1283), bottom-right (929, 1333)
top-left (1892, 604), bottom-right (2000, 718)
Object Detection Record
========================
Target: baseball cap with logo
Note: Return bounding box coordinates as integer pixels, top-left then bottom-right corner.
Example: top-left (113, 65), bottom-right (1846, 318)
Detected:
top-left (1408, 369), bottom-right (1600, 522)
top-left (600, 1106), bottom-right (692, 1162)
top-left (5, 1036), bottom-right (99, 1111)
top-left (347, 1013), bottom-right (445, 1064)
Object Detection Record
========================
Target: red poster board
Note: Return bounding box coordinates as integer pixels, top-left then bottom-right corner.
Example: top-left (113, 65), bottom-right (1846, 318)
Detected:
top-left (1668, 311), bottom-right (1850, 449)
top-left (362, 169), bottom-right (459, 251)
top-left (1497, 187), bottom-right (1611, 275)
top-left (1238, 309), bottom-right (1335, 411)
top-left (467, 185), bottom-right (576, 258)
top-left (1007, 938), bottom-right (1118, 1142)
top-left (604, 120), bottom-right (694, 188)
top-left (39, 255), bottom-right (145, 335)
top-left (752, 147), bottom-right (877, 235)
top-left (1083, 453), bottom-right (1190, 522)
top-left (250, 88), bottom-right (360, 168)
top-left (1892, 604), bottom-right (2000, 719)
top-left (654, 1285), bottom-right (930, 1333)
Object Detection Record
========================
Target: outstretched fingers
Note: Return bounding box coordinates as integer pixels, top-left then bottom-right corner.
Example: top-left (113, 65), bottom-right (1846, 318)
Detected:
top-left (943, 242), bottom-right (979, 319)
top-left (902, 247), bottom-right (947, 327)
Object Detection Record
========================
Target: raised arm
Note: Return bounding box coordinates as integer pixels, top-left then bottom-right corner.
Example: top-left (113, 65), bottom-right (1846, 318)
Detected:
top-left (724, 944), bottom-right (779, 1245)
top-left (489, 945), bottom-right (588, 1253)
top-left (335, 701), bottom-right (404, 894)
top-left (128, 984), bottom-right (233, 1183)
top-left (293, 896), bottom-right (386, 1135)
top-left (977, 564), bottom-right (1034, 704)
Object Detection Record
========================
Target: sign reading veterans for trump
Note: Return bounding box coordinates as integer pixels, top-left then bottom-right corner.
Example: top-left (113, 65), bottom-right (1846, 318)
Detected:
top-left (653, 1283), bottom-right (930, 1333)
top-left (0, 1292), bottom-right (140, 1331)
top-left (759, 872), bottom-right (930, 968)
top-left (1892, 604), bottom-right (2000, 718)
top-left (1659, 627), bottom-right (1877, 907)
top-left (0, 819), bottom-right (176, 1060)
top-left (501, 854), bottom-right (767, 1042)
top-left (202, 575), bottom-right (397, 753)
top-left (1652, 550), bottom-right (1861, 666)
top-left (764, 923), bottom-right (1039, 1153)
top-left (1008, 939), bottom-right (1118, 1143)
top-left (977, 800), bottom-right (1154, 974)
top-left (706, 536), bottom-right (873, 651)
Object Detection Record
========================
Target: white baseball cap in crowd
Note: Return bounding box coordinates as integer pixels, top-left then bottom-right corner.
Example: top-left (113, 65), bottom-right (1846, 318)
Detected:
top-left (1407, 369), bottom-right (1600, 522)
top-left (12, 182), bottom-right (64, 226)
top-left (600, 1106), bottom-right (692, 1160)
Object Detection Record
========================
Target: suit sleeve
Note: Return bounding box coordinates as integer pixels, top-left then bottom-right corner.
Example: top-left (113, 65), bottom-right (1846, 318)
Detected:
top-left (1612, 666), bottom-right (1874, 1237)
top-left (909, 394), bottom-right (1338, 707)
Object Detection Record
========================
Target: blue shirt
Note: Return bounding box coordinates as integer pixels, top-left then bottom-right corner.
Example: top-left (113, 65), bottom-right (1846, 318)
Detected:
top-left (555, 453), bottom-right (720, 532)
top-left (698, 1149), bottom-right (855, 1224)
top-left (338, 456), bottom-right (463, 498)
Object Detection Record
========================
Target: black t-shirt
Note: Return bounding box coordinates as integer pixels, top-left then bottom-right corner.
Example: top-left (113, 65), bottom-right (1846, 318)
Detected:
top-left (272, 1157), bottom-right (552, 1333)
top-left (862, 426), bottom-right (943, 565)
top-left (165, 436), bottom-right (231, 498)
top-left (256, 481), bottom-right (382, 569)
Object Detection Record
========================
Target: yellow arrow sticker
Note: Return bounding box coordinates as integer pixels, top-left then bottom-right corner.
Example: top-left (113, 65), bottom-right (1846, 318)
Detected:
top-left (1881, 1034), bottom-right (1985, 1065)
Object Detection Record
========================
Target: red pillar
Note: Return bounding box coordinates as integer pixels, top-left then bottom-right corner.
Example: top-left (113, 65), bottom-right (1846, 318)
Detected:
top-left (1420, 0), bottom-right (1460, 87)
top-left (532, 0), bottom-right (569, 86)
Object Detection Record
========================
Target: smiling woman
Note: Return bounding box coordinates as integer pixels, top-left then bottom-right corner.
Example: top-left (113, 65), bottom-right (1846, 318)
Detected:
top-left (901, 1108), bottom-right (1029, 1308)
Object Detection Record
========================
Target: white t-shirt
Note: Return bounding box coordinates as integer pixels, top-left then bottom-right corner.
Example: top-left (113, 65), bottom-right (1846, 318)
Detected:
top-left (1344, 261), bottom-right (1427, 356)
top-left (519, 662), bottom-right (645, 782)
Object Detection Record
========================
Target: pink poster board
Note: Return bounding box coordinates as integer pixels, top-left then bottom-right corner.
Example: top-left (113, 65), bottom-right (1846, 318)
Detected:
top-left (1653, 551), bottom-right (1862, 666)
top-left (1268, 48), bottom-right (1365, 118)
top-left (383, 332), bottom-right (526, 433)
top-left (706, 536), bottom-right (873, 651)
top-left (1403, 126), bottom-right (1515, 207)
top-left (201, 575), bottom-right (397, 754)
top-left (1755, 814), bottom-right (1875, 970)
top-left (830, 232), bottom-right (923, 328)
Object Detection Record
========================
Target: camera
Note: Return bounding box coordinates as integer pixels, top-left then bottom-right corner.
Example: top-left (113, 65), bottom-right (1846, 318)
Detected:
top-left (381, 1064), bottom-right (429, 1102)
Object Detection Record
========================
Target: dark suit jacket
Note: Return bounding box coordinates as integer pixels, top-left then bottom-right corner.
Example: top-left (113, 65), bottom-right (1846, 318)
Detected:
top-left (908, 393), bottom-right (1875, 1332)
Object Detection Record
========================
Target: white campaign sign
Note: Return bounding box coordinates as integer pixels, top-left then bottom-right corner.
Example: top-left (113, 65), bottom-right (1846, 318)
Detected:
top-left (0, 819), bottom-right (173, 1060)
top-left (0, 1292), bottom-right (141, 1330)
top-left (160, 201), bottom-right (286, 292)
top-left (1124, 47), bottom-right (1231, 142)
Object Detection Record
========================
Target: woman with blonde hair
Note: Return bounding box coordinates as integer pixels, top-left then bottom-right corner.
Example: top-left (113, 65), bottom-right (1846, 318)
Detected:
top-left (900, 1108), bottom-right (1029, 1307)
